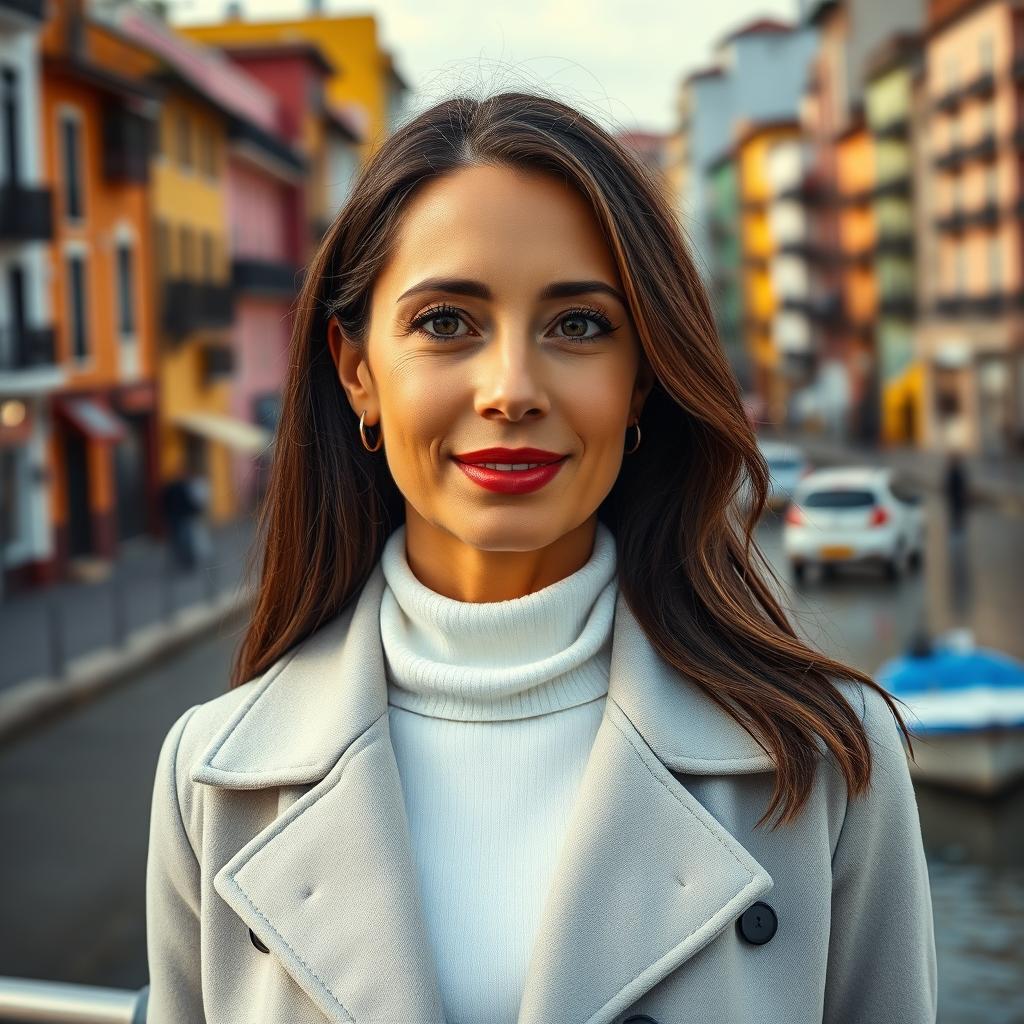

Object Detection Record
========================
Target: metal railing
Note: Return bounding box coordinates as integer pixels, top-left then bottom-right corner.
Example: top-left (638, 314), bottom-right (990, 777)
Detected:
top-left (0, 977), bottom-right (147, 1023)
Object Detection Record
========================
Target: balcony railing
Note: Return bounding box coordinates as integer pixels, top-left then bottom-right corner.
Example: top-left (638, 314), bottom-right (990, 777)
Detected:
top-left (879, 292), bottom-right (916, 318)
top-left (0, 183), bottom-right (52, 241)
top-left (0, 0), bottom-right (46, 22)
top-left (203, 339), bottom-right (235, 382)
top-left (102, 104), bottom-right (152, 183)
top-left (161, 279), bottom-right (235, 338)
top-left (231, 257), bottom-right (300, 297)
top-left (0, 324), bottom-right (57, 370)
top-left (0, 975), bottom-right (147, 1023)
top-left (875, 230), bottom-right (914, 257)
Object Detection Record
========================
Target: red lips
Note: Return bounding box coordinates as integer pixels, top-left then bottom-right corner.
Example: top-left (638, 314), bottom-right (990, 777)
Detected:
top-left (454, 447), bottom-right (566, 465)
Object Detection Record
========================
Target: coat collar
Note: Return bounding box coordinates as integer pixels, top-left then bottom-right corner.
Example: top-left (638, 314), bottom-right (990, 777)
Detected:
top-left (191, 556), bottom-right (776, 1024)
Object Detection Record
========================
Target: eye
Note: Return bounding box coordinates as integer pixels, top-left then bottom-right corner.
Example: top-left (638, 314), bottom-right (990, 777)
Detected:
top-left (552, 306), bottom-right (617, 343)
top-left (404, 303), bottom-right (473, 340)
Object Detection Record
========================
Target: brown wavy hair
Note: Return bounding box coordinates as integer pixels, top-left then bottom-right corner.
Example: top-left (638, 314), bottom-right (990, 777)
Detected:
top-left (229, 89), bottom-right (917, 830)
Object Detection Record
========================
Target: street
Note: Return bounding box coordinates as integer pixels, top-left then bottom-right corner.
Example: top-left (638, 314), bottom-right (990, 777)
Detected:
top-left (1, 501), bottom-right (1022, 1022)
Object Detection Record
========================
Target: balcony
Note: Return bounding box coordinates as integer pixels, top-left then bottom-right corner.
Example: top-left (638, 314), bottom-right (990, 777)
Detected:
top-left (963, 200), bottom-right (999, 227)
top-left (933, 87), bottom-right (961, 114)
top-left (872, 174), bottom-right (911, 199)
top-left (161, 280), bottom-right (235, 338)
top-left (962, 132), bottom-right (997, 162)
top-left (0, 0), bottom-right (46, 23)
top-left (933, 145), bottom-right (964, 172)
top-left (0, 183), bottom-right (53, 241)
top-left (874, 116), bottom-right (909, 139)
top-left (962, 70), bottom-right (996, 100)
top-left (875, 230), bottom-right (914, 257)
top-left (0, 324), bottom-right (57, 370)
top-left (102, 104), bottom-right (152, 183)
top-left (203, 340), bottom-right (235, 383)
top-left (232, 257), bottom-right (300, 297)
top-left (935, 209), bottom-right (966, 233)
top-left (879, 292), bottom-right (916, 319)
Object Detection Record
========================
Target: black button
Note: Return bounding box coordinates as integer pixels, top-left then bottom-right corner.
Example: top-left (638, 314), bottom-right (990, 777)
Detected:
top-left (736, 901), bottom-right (777, 944)
top-left (249, 927), bottom-right (270, 953)
top-left (623, 1017), bottom-right (659, 1023)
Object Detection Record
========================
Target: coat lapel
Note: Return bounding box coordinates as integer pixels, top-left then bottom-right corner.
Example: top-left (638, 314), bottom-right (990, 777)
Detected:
top-left (190, 554), bottom-right (776, 1024)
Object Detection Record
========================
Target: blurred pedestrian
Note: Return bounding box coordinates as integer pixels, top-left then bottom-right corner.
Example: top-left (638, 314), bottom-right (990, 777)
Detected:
top-left (943, 449), bottom-right (969, 538)
top-left (161, 476), bottom-right (195, 570)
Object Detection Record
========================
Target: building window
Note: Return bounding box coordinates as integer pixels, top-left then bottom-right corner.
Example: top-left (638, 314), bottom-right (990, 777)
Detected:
top-left (59, 109), bottom-right (84, 220)
top-left (179, 225), bottom-right (194, 278)
top-left (986, 164), bottom-right (998, 203)
top-left (954, 244), bottom-right (966, 294)
top-left (201, 127), bottom-right (217, 178)
top-left (66, 251), bottom-right (89, 359)
top-left (177, 111), bottom-right (192, 169)
top-left (156, 219), bottom-right (170, 278)
top-left (116, 240), bottom-right (135, 336)
top-left (201, 231), bottom-right (214, 280)
top-left (980, 35), bottom-right (994, 73)
top-left (988, 233), bottom-right (1002, 289)
top-left (2, 66), bottom-right (22, 184)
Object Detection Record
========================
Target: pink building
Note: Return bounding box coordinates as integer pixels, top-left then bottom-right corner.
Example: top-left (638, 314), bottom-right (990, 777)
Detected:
top-left (204, 41), bottom-right (364, 506)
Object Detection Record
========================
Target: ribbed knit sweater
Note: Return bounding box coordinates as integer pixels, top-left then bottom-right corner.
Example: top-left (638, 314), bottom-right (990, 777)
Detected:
top-left (378, 520), bottom-right (619, 1024)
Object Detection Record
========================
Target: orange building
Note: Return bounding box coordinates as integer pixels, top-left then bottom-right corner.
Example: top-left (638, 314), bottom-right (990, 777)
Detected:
top-left (40, 0), bottom-right (161, 573)
top-left (836, 113), bottom-right (880, 437)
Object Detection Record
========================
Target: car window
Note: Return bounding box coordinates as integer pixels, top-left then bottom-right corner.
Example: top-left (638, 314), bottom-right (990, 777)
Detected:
top-left (800, 488), bottom-right (876, 508)
top-left (767, 458), bottom-right (803, 471)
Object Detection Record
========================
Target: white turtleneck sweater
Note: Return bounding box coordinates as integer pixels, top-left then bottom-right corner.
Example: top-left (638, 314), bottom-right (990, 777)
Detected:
top-left (378, 520), bottom-right (619, 1024)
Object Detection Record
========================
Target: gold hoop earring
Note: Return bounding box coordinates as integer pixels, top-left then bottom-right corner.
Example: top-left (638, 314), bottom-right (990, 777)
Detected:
top-left (625, 419), bottom-right (641, 455)
top-left (359, 409), bottom-right (383, 452)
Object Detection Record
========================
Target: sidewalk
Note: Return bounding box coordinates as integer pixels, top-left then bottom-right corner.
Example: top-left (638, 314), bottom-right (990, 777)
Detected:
top-left (767, 429), bottom-right (1024, 513)
top-left (0, 516), bottom-right (258, 742)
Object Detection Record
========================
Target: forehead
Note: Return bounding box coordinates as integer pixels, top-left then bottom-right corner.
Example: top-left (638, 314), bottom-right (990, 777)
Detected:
top-left (377, 163), bottom-right (622, 298)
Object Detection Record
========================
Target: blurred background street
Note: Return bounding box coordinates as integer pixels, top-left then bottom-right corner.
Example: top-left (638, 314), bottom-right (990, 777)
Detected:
top-left (1, 0), bottom-right (1023, 1021)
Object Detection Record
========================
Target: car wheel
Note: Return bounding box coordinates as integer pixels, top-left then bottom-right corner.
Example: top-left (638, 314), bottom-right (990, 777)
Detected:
top-left (791, 561), bottom-right (806, 584)
top-left (821, 562), bottom-right (839, 582)
top-left (884, 547), bottom-right (904, 581)
top-left (908, 546), bottom-right (924, 572)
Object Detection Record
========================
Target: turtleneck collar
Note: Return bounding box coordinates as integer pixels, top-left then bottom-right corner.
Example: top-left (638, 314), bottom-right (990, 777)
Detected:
top-left (379, 520), bottom-right (618, 722)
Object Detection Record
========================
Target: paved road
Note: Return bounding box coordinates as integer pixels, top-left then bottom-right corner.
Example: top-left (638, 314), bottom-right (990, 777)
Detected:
top-left (1, 504), bottom-right (1022, 1022)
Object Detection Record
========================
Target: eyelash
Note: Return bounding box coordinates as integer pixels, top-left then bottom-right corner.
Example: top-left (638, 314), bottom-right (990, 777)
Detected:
top-left (402, 302), bottom-right (618, 344)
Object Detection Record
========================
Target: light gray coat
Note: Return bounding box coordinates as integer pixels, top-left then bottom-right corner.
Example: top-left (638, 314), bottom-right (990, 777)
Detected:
top-left (145, 557), bottom-right (938, 1024)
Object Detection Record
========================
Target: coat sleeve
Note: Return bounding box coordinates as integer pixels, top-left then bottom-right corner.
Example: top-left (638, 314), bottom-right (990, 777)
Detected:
top-left (823, 685), bottom-right (938, 1023)
top-left (145, 704), bottom-right (206, 1024)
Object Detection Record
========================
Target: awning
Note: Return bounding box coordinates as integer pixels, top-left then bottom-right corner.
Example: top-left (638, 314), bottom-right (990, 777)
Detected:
top-left (56, 396), bottom-right (128, 443)
top-left (171, 411), bottom-right (273, 454)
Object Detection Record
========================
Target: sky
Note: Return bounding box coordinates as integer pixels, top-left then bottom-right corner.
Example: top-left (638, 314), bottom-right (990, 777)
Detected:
top-left (172, 0), bottom-right (800, 136)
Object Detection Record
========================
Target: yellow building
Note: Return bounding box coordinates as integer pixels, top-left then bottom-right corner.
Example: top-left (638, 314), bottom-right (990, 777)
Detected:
top-left (180, 13), bottom-right (409, 164)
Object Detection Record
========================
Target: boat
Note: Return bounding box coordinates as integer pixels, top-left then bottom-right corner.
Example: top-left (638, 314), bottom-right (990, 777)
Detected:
top-left (875, 629), bottom-right (1024, 796)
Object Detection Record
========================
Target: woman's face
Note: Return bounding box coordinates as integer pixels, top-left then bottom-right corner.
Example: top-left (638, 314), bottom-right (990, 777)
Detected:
top-left (329, 162), bottom-right (654, 600)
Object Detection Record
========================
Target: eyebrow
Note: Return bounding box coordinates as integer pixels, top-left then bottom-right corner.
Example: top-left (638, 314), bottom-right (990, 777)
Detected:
top-left (396, 277), bottom-right (627, 307)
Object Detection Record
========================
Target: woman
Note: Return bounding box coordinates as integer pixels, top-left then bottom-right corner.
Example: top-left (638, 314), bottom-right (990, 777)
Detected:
top-left (145, 91), bottom-right (937, 1024)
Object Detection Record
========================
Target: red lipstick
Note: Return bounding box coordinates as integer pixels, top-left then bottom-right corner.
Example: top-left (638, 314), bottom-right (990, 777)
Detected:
top-left (452, 447), bottom-right (569, 495)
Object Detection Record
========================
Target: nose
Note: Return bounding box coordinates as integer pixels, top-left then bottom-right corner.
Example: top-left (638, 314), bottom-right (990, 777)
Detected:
top-left (472, 334), bottom-right (551, 422)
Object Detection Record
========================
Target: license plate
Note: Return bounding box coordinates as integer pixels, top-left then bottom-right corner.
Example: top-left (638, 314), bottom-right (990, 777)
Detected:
top-left (820, 545), bottom-right (854, 559)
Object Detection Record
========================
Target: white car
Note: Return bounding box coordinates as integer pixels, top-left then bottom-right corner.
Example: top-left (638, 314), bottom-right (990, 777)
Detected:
top-left (734, 440), bottom-right (812, 513)
top-left (783, 466), bottom-right (926, 583)
top-left (759, 440), bottom-right (811, 510)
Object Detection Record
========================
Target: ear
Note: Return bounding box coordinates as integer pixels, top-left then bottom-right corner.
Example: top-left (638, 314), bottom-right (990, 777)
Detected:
top-left (327, 316), bottom-right (377, 421)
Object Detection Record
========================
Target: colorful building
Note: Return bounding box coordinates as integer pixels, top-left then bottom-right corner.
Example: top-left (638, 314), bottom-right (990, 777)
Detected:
top-left (0, 0), bottom-right (58, 592)
top-left (705, 150), bottom-right (745, 387)
top-left (113, 7), bottom-right (284, 524)
top-left (865, 33), bottom-right (923, 445)
top-left (39, 0), bottom-right (161, 578)
top-left (196, 41), bottom-right (343, 506)
top-left (179, 12), bottom-right (407, 162)
top-left (737, 119), bottom-right (803, 425)
top-left (916, 0), bottom-right (1023, 455)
